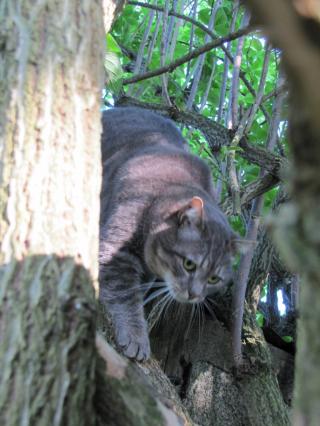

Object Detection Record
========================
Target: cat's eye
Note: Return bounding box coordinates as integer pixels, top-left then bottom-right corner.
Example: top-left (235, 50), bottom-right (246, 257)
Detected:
top-left (208, 275), bottom-right (221, 285)
top-left (183, 258), bottom-right (196, 272)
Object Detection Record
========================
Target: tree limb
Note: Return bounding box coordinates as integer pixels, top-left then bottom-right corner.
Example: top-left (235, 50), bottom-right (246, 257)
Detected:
top-left (123, 26), bottom-right (253, 85)
top-left (116, 96), bottom-right (288, 179)
top-left (126, 1), bottom-right (273, 121)
top-left (222, 169), bottom-right (278, 216)
top-left (226, 109), bottom-right (252, 215)
top-left (95, 334), bottom-right (193, 425)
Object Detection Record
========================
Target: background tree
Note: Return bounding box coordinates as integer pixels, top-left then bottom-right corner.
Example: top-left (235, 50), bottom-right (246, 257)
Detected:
top-left (244, 1), bottom-right (320, 424)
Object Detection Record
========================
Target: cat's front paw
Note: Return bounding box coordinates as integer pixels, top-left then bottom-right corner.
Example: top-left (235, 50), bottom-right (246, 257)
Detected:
top-left (116, 327), bottom-right (151, 362)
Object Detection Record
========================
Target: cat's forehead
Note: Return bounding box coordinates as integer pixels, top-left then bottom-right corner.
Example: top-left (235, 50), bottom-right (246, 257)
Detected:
top-left (173, 241), bottom-right (206, 264)
top-left (174, 221), bottom-right (232, 265)
top-left (174, 236), bottom-right (228, 266)
top-left (177, 218), bottom-right (231, 246)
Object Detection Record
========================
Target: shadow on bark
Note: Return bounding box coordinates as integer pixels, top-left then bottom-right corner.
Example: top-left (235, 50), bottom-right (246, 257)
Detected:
top-left (0, 255), bottom-right (97, 426)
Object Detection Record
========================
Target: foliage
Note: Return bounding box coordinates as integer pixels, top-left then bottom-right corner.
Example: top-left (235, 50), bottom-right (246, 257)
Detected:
top-left (107, 1), bottom-right (287, 221)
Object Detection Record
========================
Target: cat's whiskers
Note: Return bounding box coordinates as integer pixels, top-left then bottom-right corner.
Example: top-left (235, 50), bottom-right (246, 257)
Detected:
top-left (106, 281), bottom-right (166, 302)
top-left (148, 292), bottom-right (172, 331)
top-left (159, 293), bottom-right (174, 321)
top-left (184, 304), bottom-right (196, 339)
top-left (199, 302), bottom-right (205, 340)
top-left (141, 281), bottom-right (166, 293)
top-left (203, 299), bottom-right (216, 320)
top-left (143, 286), bottom-right (169, 306)
top-left (196, 303), bottom-right (201, 342)
top-left (163, 295), bottom-right (175, 318)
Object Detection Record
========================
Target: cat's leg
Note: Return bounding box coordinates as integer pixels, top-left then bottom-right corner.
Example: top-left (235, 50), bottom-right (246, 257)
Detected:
top-left (99, 250), bottom-right (150, 361)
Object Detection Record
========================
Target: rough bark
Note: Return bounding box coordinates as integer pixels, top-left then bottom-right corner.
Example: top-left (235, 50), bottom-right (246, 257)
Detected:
top-left (149, 297), bottom-right (290, 426)
top-left (0, 0), bottom-right (104, 270)
top-left (0, 1), bottom-right (198, 426)
top-left (0, 256), bottom-right (97, 425)
top-left (95, 330), bottom-right (193, 426)
top-left (0, 0), bottom-right (104, 423)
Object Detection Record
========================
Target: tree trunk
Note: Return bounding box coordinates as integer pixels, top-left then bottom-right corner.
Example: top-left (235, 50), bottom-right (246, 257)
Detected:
top-left (0, 2), bottom-right (194, 425)
top-left (0, 0), bottom-right (104, 423)
top-left (244, 2), bottom-right (320, 425)
top-left (243, 2), bottom-right (320, 425)
top-left (150, 296), bottom-right (290, 426)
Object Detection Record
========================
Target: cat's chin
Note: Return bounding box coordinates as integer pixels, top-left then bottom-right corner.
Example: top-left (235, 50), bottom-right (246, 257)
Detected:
top-left (163, 273), bottom-right (204, 304)
top-left (176, 295), bottom-right (203, 304)
top-left (170, 287), bottom-right (204, 304)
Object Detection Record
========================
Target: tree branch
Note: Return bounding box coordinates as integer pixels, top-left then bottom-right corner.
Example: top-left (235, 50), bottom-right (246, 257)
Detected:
top-left (116, 96), bottom-right (288, 179)
top-left (222, 172), bottom-right (279, 216)
top-left (95, 334), bottom-right (193, 425)
top-left (186, 2), bottom-right (217, 110)
top-left (126, 1), bottom-right (273, 120)
top-left (226, 109), bottom-right (252, 215)
top-left (128, 1), bottom-right (222, 39)
top-left (245, 44), bottom-right (272, 133)
top-left (123, 26), bottom-right (253, 85)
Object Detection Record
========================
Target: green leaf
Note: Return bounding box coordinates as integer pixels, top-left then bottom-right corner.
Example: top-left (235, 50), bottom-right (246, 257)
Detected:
top-left (198, 8), bottom-right (211, 25)
top-left (282, 336), bottom-right (293, 343)
top-left (260, 283), bottom-right (268, 299)
top-left (106, 34), bottom-right (122, 54)
top-left (256, 311), bottom-right (265, 327)
top-left (105, 52), bottom-right (122, 84)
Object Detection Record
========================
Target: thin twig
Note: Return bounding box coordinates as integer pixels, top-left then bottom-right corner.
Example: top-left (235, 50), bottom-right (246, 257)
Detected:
top-left (186, 2), bottom-right (217, 110)
top-left (222, 173), bottom-right (278, 215)
top-left (226, 108), bottom-right (252, 215)
top-left (218, 0), bottom-right (239, 124)
top-left (168, 0), bottom-right (185, 62)
top-left (186, 0), bottom-right (198, 80)
top-left (123, 26), bottom-right (253, 85)
top-left (127, 1), bottom-right (271, 120)
top-left (245, 43), bottom-right (272, 133)
top-left (261, 83), bottom-right (287, 105)
top-left (160, 0), bottom-right (171, 105)
top-left (230, 10), bottom-right (250, 127)
top-left (128, 8), bottom-right (155, 96)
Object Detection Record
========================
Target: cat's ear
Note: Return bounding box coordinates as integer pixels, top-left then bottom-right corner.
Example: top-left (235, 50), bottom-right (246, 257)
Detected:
top-left (178, 196), bottom-right (204, 227)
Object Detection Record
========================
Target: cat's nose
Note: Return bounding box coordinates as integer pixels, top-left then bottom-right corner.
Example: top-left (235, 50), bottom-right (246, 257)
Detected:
top-left (188, 288), bottom-right (202, 300)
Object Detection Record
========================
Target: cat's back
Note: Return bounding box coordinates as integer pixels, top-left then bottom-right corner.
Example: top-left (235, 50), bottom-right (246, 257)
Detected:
top-left (101, 107), bottom-right (186, 162)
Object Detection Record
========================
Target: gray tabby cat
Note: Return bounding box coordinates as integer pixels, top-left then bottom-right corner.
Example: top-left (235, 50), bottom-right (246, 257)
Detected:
top-left (99, 107), bottom-right (238, 361)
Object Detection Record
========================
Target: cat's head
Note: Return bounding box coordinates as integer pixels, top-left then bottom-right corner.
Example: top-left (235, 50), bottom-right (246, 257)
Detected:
top-left (145, 196), bottom-right (242, 303)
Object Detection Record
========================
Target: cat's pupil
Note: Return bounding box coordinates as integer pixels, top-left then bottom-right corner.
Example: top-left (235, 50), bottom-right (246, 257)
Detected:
top-left (183, 258), bottom-right (196, 272)
top-left (208, 275), bottom-right (220, 284)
